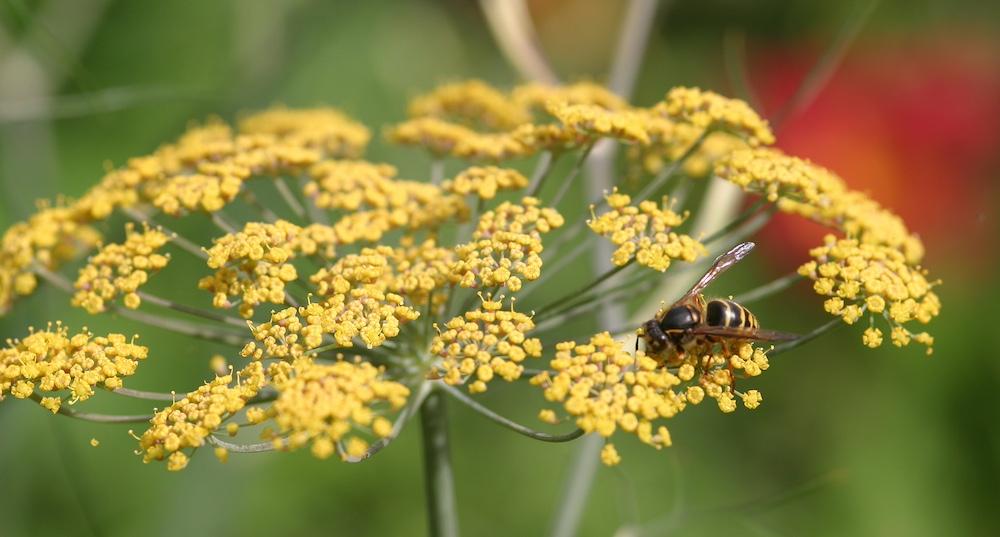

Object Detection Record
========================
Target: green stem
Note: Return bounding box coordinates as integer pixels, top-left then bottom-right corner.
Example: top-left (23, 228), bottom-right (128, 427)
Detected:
top-left (431, 159), bottom-right (445, 185)
top-left (701, 198), bottom-right (771, 245)
top-left (31, 264), bottom-right (246, 346)
top-left (735, 272), bottom-right (804, 304)
top-left (121, 207), bottom-right (208, 260)
top-left (771, 316), bottom-right (844, 355)
top-left (535, 261), bottom-right (632, 317)
top-left (112, 305), bottom-right (246, 346)
top-left (211, 212), bottom-right (239, 234)
top-left (521, 237), bottom-right (592, 302)
top-left (207, 435), bottom-right (276, 453)
top-left (549, 143), bottom-right (595, 208)
top-left (527, 150), bottom-right (558, 196)
top-left (274, 177), bottom-right (307, 220)
top-left (723, 29), bottom-right (762, 110)
top-left (137, 291), bottom-right (247, 328)
top-left (441, 384), bottom-right (584, 442)
top-left (534, 273), bottom-right (658, 333)
top-left (342, 381), bottom-right (433, 463)
top-left (549, 435), bottom-right (604, 537)
top-left (242, 189), bottom-right (279, 222)
top-left (635, 128), bottom-right (711, 202)
top-left (420, 390), bottom-right (460, 537)
top-left (113, 387), bottom-right (177, 401)
top-left (29, 393), bottom-right (151, 423)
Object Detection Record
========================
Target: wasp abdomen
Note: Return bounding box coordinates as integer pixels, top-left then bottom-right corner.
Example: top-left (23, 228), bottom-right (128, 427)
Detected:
top-left (706, 299), bottom-right (758, 330)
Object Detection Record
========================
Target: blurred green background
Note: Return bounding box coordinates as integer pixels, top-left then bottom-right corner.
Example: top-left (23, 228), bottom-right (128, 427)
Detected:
top-left (1, 1), bottom-right (997, 536)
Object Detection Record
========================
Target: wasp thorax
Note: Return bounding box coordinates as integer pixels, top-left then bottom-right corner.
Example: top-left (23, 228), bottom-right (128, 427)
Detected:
top-left (659, 305), bottom-right (699, 331)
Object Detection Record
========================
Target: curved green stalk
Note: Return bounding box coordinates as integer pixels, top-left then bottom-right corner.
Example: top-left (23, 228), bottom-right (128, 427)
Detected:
top-left (441, 384), bottom-right (584, 443)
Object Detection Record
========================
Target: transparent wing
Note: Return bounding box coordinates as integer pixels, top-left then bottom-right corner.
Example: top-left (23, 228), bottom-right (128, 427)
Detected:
top-left (679, 242), bottom-right (756, 303)
top-left (686, 325), bottom-right (799, 342)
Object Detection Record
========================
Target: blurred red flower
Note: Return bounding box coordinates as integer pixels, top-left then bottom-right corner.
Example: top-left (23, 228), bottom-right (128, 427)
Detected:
top-left (750, 35), bottom-right (1000, 274)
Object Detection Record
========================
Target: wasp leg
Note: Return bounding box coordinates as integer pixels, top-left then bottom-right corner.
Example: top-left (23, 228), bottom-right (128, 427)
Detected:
top-left (723, 341), bottom-right (737, 390)
top-left (671, 350), bottom-right (685, 370)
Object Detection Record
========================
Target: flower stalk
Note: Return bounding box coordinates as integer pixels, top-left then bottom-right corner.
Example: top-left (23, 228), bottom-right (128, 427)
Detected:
top-left (420, 390), bottom-right (460, 537)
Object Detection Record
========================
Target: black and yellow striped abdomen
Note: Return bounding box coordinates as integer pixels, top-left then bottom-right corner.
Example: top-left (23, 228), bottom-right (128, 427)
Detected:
top-left (705, 299), bottom-right (758, 331)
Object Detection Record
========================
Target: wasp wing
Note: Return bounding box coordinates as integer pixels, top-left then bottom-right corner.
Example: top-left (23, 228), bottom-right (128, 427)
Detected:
top-left (686, 325), bottom-right (798, 342)
top-left (677, 242), bottom-right (756, 304)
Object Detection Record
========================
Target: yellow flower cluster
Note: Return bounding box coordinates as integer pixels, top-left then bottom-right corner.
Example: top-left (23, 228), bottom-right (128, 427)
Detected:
top-left (199, 220), bottom-right (336, 318)
top-left (386, 117), bottom-right (531, 161)
top-left (799, 235), bottom-right (939, 353)
top-left (512, 82), bottom-right (628, 114)
top-left (271, 358), bottom-right (409, 460)
top-left (715, 148), bottom-right (841, 203)
top-left (0, 324), bottom-right (148, 412)
top-left (152, 172), bottom-right (242, 215)
top-left (72, 224), bottom-right (171, 313)
top-left (532, 332), bottom-right (771, 465)
top-left (715, 148), bottom-right (925, 263)
top-left (531, 332), bottom-right (682, 463)
top-left (0, 203), bottom-right (102, 313)
top-left (430, 296), bottom-right (542, 393)
top-left (314, 241), bottom-right (459, 310)
top-left (546, 101), bottom-right (650, 145)
top-left (441, 166), bottom-right (529, 200)
top-left (407, 79), bottom-right (530, 131)
top-left (137, 116), bottom-right (359, 216)
top-left (238, 106), bottom-right (371, 157)
top-left (588, 190), bottom-right (705, 271)
top-left (452, 198), bottom-right (563, 291)
top-left (384, 239), bottom-right (457, 308)
top-left (318, 286), bottom-right (420, 348)
top-left (660, 87), bottom-right (775, 146)
top-left (139, 362), bottom-right (265, 471)
top-left (304, 160), bottom-right (399, 210)
top-left (628, 107), bottom-right (748, 177)
top-left (507, 84), bottom-right (638, 152)
top-left (151, 135), bottom-right (327, 215)
top-left (242, 248), bottom-right (421, 359)
top-left (244, 286), bottom-right (419, 359)
top-left (663, 340), bottom-right (771, 413)
top-left (0, 105), bottom-right (369, 314)
top-left (311, 240), bottom-right (461, 312)
top-left (388, 81), bottom-right (645, 160)
top-left (333, 180), bottom-right (467, 242)
top-left (311, 247), bottom-right (393, 297)
top-left (305, 160), bottom-right (469, 244)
